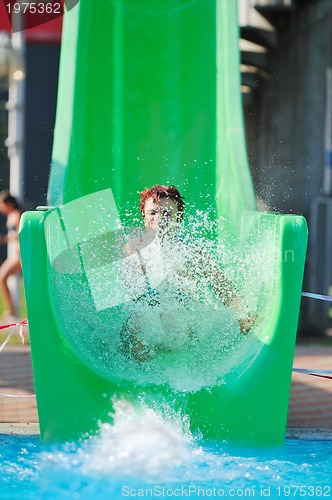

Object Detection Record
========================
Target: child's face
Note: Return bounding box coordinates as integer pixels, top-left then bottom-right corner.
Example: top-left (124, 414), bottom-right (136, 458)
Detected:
top-left (143, 197), bottom-right (179, 231)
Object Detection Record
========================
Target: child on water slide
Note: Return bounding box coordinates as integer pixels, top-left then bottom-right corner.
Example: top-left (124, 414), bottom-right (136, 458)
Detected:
top-left (121, 184), bottom-right (256, 362)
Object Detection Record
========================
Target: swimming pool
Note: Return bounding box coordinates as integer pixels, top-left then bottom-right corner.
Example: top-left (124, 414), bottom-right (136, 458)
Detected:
top-left (1, 406), bottom-right (331, 499)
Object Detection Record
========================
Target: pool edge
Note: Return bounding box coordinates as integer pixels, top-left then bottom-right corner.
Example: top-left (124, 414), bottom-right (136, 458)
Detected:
top-left (286, 427), bottom-right (332, 441)
top-left (0, 423), bottom-right (40, 436)
top-left (0, 424), bottom-right (332, 441)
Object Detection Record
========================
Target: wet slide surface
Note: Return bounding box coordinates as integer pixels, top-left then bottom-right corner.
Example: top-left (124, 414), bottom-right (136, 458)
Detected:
top-left (19, 0), bottom-right (307, 445)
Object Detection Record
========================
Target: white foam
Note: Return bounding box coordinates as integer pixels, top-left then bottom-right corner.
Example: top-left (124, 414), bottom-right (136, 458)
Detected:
top-left (80, 399), bottom-right (194, 481)
top-left (37, 399), bottom-right (332, 487)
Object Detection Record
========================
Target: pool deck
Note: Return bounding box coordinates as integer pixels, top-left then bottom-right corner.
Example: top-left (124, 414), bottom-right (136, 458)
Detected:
top-left (288, 342), bottom-right (332, 431)
top-left (1, 341), bottom-right (332, 437)
top-left (0, 423), bottom-right (40, 435)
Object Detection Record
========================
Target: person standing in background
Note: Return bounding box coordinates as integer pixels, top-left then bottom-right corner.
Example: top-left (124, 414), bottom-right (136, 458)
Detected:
top-left (0, 191), bottom-right (22, 321)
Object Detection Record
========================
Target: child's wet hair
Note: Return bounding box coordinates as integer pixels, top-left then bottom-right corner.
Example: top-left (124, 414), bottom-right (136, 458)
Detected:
top-left (139, 185), bottom-right (185, 221)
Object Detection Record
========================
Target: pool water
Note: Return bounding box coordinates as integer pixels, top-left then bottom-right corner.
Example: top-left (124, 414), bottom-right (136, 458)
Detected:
top-left (1, 403), bottom-right (331, 499)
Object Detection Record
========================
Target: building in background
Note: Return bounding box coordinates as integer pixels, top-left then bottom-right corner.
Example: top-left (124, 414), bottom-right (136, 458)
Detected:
top-left (239, 0), bottom-right (332, 334)
top-left (0, 3), bottom-right (61, 209)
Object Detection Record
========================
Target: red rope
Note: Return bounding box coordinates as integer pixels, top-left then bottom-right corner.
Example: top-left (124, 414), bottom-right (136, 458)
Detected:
top-left (0, 319), bottom-right (28, 347)
top-left (0, 319), bottom-right (28, 330)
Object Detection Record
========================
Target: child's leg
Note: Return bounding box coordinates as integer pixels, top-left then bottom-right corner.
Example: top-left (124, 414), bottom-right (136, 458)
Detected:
top-left (120, 317), bottom-right (152, 362)
top-left (0, 257), bottom-right (22, 316)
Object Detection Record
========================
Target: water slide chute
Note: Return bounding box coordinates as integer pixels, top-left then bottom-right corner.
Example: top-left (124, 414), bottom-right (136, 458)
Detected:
top-left (19, 0), bottom-right (308, 444)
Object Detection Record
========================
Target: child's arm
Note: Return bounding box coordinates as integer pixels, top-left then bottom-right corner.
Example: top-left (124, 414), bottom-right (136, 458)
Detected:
top-left (199, 250), bottom-right (257, 333)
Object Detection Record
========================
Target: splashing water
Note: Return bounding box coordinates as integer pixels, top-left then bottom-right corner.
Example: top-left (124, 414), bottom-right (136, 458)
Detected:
top-left (75, 398), bottom-right (194, 481)
top-left (1, 399), bottom-right (331, 499)
top-left (47, 207), bottom-right (276, 392)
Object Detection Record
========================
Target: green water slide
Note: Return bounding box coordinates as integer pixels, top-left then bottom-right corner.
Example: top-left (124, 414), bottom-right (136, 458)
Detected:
top-left (19, 0), bottom-right (308, 445)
